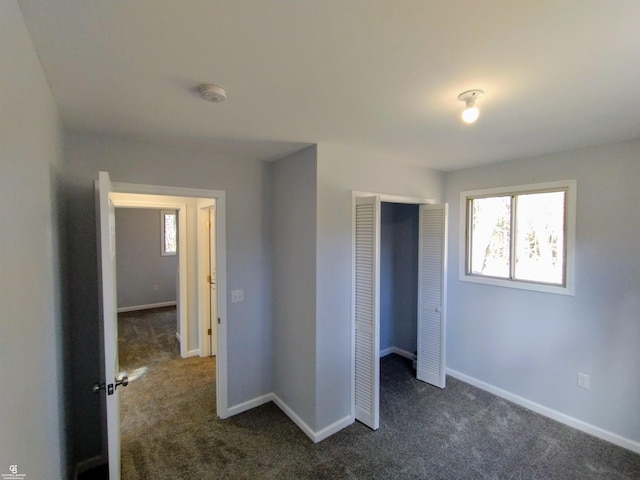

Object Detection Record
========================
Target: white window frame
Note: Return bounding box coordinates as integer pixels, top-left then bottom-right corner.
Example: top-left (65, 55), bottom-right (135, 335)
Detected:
top-left (459, 180), bottom-right (576, 295)
top-left (161, 210), bottom-right (177, 256)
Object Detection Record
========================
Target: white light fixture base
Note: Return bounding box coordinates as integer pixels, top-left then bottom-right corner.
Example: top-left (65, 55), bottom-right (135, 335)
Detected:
top-left (198, 83), bottom-right (228, 103)
top-left (458, 89), bottom-right (484, 123)
top-left (458, 89), bottom-right (484, 104)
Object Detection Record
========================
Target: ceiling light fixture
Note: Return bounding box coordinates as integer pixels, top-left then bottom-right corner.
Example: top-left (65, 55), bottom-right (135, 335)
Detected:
top-left (458, 89), bottom-right (484, 124)
top-left (198, 83), bottom-right (228, 103)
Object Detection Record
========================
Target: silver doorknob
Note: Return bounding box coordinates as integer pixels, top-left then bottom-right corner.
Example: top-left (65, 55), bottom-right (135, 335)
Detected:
top-left (115, 376), bottom-right (129, 389)
top-left (92, 375), bottom-right (128, 395)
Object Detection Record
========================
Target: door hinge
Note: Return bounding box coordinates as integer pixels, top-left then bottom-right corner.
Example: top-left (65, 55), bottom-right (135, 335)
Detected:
top-left (217, 317), bottom-right (221, 325)
top-left (208, 328), bottom-right (212, 335)
top-left (207, 275), bottom-right (212, 284)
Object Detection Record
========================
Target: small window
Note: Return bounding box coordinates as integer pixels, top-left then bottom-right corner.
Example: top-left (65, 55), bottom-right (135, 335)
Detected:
top-left (161, 210), bottom-right (177, 256)
top-left (460, 180), bottom-right (576, 295)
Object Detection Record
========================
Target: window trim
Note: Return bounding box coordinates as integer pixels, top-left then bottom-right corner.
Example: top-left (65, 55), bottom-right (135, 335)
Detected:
top-left (161, 210), bottom-right (177, 256)
top-left (459, 180), bottom-right (576, 295)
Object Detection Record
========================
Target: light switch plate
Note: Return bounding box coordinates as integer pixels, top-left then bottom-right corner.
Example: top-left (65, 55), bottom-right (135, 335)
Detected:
top-left (231, 289), bottom-right (244, 303)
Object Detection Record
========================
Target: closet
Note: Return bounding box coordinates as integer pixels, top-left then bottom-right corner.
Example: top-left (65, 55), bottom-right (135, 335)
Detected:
top-left (354, 195), bottom-right (447, 430)
top-left (379, 203), bottom-right (419, 361)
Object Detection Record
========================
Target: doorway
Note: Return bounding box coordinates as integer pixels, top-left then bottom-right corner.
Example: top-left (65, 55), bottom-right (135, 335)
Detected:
top-left (96, 172), bottom-right (229, 480)
top-left (352, 192), bottom-right (448, 430)
top-left (379, 202), bottom-right (419, 363)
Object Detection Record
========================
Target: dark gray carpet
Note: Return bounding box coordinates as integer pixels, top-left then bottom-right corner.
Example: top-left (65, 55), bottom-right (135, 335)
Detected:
top-left (103, 307), bottom-right (640, 480)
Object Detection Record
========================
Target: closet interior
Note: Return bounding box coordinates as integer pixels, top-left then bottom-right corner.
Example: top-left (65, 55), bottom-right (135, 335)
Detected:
top-left (380, 202), bottom-right (419, 363)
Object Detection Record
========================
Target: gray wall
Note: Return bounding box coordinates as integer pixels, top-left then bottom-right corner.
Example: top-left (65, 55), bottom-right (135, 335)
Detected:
top-left (445, 139), bottom-right (640, 444)
top-left (380, 204), bottom-right (394, 352)
top-left (380, 203), bottom-right (419, 354)
top-left (0, 1), bottom-right (67, 478)
top-left (316, 144), bottom-right (445, 430)
top-left (63, 130), bottom-right (273, 463)
top-left (115, 208), bottom-right (178, 309)
top-left (270, 146), bottom-right (318, 429)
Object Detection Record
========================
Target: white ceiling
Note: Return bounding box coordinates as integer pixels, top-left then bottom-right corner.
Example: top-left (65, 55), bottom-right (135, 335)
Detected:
top-left (18, 0), bottom-right (640, 170)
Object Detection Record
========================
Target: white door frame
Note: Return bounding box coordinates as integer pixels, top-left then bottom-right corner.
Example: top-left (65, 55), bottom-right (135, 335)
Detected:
top-left (111, 180), bottom-right (229, 420)
top-left (351, 191), bottom-right (438, 423)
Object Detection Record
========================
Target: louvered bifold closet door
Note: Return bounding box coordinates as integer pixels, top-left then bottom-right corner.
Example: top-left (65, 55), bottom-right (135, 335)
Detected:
top-left (417, 204), bottom-right (448, 389)
top-left (354, 196), bottom-right (380, 430)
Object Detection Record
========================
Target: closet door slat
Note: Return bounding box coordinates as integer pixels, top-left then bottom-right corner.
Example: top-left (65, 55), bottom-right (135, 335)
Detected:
top-left (417, 204), bottom-right (448, 389)
top-left (354, 196), bottom-right (380, 430)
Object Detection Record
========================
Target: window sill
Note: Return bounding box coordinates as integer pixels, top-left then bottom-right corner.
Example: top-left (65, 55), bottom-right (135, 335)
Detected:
top-left (459, 273), bottom-right (574, 296)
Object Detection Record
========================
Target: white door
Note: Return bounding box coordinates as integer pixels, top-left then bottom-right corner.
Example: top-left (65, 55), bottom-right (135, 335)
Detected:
top-left (416, 204), bottom-right (448, 388)
top-left (354, 196), bottom-right (381, 430)
top-left (208, 206), bottom-right (218, 356)
top-left (96, 171), bottom-right (124, 480)
top-left (198, 204), bottom-right (218, 357)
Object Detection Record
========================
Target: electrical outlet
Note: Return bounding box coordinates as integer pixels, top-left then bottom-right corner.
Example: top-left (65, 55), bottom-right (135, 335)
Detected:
top-left (577, 372), bottom-right (590, 389)
top-left (231, 289), bottom-right (244, 303)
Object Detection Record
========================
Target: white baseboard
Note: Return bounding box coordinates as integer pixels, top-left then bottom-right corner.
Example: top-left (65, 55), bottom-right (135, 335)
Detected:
top-left (271, 393), bottom-right (353, 443)
top-left (271, 393), bottom-right (316, 442)
top-left (226, 393), bottom-right (274, 417)
top-left (380, 346), bottom-right (416, 361)
top-left (447, 368), bottom-right (640, 455)
top-left (117, 301), bottom-right (177, 313)
top-left (174, 333), bottom-right (199, 358)
top-left (74, 455), bottom-right (105, 479)
top-left (314, 414), bottom-right (354, 443)
top-left (226, 392), bottom-right (353, 443)
top-left (380, 347), bottom-right (393, 357)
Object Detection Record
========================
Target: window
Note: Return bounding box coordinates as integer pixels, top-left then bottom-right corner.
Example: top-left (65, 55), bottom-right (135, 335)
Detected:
top-left (161, 210), bottom-right (177, 256)
top-left (460, 180), bottom-right (576, 295)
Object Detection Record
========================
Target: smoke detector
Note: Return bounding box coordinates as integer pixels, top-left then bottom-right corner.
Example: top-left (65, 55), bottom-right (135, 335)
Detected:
top-left (197, 83), bottom-right (227, 103)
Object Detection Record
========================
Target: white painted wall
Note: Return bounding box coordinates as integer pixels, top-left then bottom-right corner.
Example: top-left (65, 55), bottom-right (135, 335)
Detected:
top-left (63, 131), bottom-right (273, 463)
top-left (115, 208), bottom-right (178, 309)
top-left (0, 1), bottom-right (66, 478)
top-left (315, 144), bottom-right (444, 431)
top-left (270, 146), bottom-right (318, 429)
top-left (445, 140), bottom-right (640, 445)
